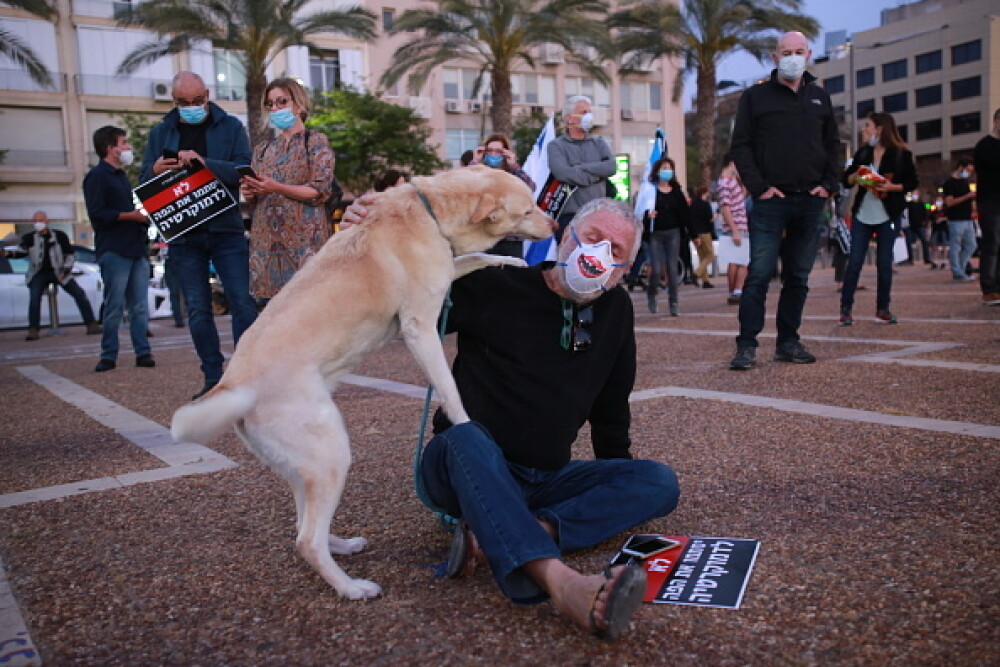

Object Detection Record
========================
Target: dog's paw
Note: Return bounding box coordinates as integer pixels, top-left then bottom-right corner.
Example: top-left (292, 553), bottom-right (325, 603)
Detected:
top-left (340, 578), bottom-right (381, 600)
top-left (329, 535), bottom-right (367, 555)
top-left (453, 253), bottom-right (527, 279)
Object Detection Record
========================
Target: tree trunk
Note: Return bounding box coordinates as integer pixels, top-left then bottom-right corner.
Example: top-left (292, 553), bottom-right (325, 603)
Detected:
top-left (491, 66), bottom-right (513, 138)
top-left (694, 62), bottom-right (718, 189)
top-left (245, 68), bottom-right (268, 150)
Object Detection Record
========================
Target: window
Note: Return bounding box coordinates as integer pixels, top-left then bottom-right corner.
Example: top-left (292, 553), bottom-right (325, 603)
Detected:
top-left (619, 82), bottom-right (660, 112)
top-left (446, 129), bottom-right (481, 162)
top-left (213, 49), bottom-right (246, 101)
top-left (915, 119), bottom-right (942, 141)
top-left (915, 50), bottom-right (941, 74)
top-left (856, 67), bottom-right (874, 88)
top-left (882, 59), bottom-right (907, 82)
top-left (309, 53), bottom-right (340, 92)
top-left (856, 99), bottom-right (875, 120)
top-left (382, 8), bottom-right (394, 31)
top-left (897, 125), bottom-right (908, 142)
top-left (511, 73), bottom-right (554, 105)
top-left (823, 75), bottom-right (845, 95)
top-left (882, 92), bottom-right (907, 114)
top-left (915, 84), bottom-right (941, 108)
top-left (564, 77), bottom-right (610, 107)
top-left (649, 82), bottom-right (661, 111)
top-left (951, 112), bottom-right (980, 136)
top-left (951, 40), bottom-right (981, 65)
top-left (951, 76), bottom-right (980, 101)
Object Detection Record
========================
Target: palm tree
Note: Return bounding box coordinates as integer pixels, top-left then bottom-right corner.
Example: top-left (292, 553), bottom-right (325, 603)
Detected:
top-left (1, 0), bottom-right (55, 87)
top-left (381, 0), bottom-right (613, 138)
top-left (115, 0), bottom-right (377, 147)
top-left (610, 0), bottom-right (818, 188)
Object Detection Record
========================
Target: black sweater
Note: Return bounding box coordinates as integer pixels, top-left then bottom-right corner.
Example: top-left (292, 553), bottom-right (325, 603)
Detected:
top-left (433, 264), bottom-right (635, 470)
top-left (644, 187), bottom-right (693, 236)
top-left (730, 70), bottom-right (841, 198)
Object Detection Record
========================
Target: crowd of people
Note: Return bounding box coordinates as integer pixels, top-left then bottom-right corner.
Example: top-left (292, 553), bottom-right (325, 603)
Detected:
top-left (12, 33), bottom-right (1000, 641)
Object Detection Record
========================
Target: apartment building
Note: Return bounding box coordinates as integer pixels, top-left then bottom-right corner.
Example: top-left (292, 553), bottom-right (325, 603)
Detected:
top-left (810, 0), bottom-right (999, 193)
top-left (0, 0), bottom-right (684, 243)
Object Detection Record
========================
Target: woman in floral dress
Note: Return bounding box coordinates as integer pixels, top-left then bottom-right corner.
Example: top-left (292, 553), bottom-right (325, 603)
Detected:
top-left (240, 77), bottom-right (335, 301)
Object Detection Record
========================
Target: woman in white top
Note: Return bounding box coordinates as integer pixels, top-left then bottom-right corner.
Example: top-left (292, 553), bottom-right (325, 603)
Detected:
top-left (840, 112), bottom-right (918, 325)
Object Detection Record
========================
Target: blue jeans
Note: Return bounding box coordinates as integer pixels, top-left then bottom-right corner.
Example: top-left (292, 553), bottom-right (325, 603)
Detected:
top-left (646, 229), bottom-right (681, 304)
top-left (27, 269), bottom-right (96, 329)
top-left (947, 220), bottom-right (976, 279)
top-left (97, 251), bottom-right (151, 361)
top-left (169, 231), bottom-right (257, 381)
top-left (164, 257), bottom-right (185, 326)
top-left (737, 193), bottom-right (825, 349)
top-left (841, 220), bottom-right (895, 311)
top-left (421, 422), bottom-right (680, 604)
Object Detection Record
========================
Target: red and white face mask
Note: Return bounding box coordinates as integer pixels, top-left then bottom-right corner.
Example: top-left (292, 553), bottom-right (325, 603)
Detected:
top-left (558, 226), bottom-right (626, 297)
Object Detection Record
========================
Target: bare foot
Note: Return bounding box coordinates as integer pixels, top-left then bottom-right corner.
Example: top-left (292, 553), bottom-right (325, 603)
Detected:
top-left (550, 565), bottom-right (646, 639)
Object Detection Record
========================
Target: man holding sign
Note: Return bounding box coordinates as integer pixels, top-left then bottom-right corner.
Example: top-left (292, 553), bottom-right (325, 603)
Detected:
top-left (142, 71), bottom-right (257, 400)
top-left (83, 126), bottom-right (154, 373)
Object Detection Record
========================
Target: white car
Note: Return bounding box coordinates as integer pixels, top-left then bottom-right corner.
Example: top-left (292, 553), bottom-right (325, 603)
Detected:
top-left (0, 252), bottom-right (173, 330)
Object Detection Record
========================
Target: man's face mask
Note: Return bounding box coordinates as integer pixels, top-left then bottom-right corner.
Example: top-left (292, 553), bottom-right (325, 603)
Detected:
top-left (777, 54), bottom-right (806, 81)
top-left (179, 104), bottom-right (208, 124)
top-left (557, 226), bottom-right (627, 297)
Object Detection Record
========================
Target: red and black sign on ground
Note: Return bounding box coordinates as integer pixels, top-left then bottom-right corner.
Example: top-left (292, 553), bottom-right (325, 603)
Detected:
top-left (134, 162), bottom-right (237, 242)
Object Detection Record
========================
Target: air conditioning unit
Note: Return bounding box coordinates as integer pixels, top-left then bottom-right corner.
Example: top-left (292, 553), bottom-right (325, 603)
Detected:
top-left (445, 100), bottom-right (461, 113)
top-left (152, 80), bottom-right (172, 101)
top-left (541, 44), bottom-right (565, 65)
top-left (407, 96), bottom-right (432, 119)
top-left (620, 108), bottom-right (635, 121)
top-left (468, 101), bottom-right (483, 113)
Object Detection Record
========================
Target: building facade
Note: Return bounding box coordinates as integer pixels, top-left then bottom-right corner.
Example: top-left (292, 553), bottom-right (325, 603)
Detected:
top-left (0, 0), bottom-right (685, 244)
top-left (810, 0), bottom-right (999, 193)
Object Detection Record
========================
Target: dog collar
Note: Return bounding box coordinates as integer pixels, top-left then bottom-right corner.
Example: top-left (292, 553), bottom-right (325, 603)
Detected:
top-left (412, 184), bottom-right (456, 255)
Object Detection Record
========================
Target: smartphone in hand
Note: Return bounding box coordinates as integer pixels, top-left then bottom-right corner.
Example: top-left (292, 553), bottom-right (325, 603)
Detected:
top-left (162, 148), bottom-right (179, 160)
top-left (236, 165), bottom-right (257, 179)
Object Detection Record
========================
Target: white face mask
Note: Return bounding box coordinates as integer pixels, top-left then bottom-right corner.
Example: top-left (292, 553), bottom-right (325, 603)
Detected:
top-left (867, 134), bottom-right (879, 148)
top-left (777, 54), bottom-right (807, 81)
top-left (33, 222), bottom-right (47, 232)
top-left (557, 227), bottom-right (627, 299)
top-left (118, 149), bottom-right (134, 166)
top-left (959, 170), bottom-right (970, 179)
top-left (579, 112), bottom-right (595, 132)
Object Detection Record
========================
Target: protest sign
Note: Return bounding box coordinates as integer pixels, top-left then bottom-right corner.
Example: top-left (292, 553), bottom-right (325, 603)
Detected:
top-left (611, 535), bottom-right (760, 609)
top-left (535, 174), bottom-right (576, 220)
top-left (134, 162), bottom-right (237, 242)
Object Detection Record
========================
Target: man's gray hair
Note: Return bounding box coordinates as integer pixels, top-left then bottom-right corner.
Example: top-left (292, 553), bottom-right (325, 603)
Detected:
top-left (568, 197), bottom-right (643, 261)
top-left (563, 95), bottom-right (593, 118)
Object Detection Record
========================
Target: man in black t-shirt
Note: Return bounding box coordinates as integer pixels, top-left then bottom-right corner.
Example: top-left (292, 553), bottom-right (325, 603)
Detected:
top-left (973, 108), bottom-right (1000, 304)
top-left (940, 158), bottom-right (977, 282)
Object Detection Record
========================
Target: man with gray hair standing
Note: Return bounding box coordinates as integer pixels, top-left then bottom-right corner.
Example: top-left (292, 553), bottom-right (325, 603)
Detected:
top-left (547, 95), bottom-right (617, 239)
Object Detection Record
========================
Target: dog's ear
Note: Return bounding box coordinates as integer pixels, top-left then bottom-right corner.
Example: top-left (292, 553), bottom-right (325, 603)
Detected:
top-left (470, 192), bottom-right (503, 225)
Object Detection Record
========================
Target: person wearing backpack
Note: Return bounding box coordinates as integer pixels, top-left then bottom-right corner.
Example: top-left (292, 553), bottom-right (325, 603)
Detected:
top-left (240, 77), bottom-right (336, 305)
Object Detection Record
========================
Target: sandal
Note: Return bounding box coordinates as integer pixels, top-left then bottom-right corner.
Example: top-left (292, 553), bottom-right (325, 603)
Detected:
top-left (590, 564), bottom-right (647, 640)
top-left (444, 520), bottom-right (481, 579)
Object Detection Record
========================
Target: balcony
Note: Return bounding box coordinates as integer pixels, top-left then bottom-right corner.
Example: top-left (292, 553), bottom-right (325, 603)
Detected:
top-left (0, 68), bottom-right (67, 92)
top-left (0, 150), bottom-right (68, 167)
top-left (73, 0), bottom-right (145, 19)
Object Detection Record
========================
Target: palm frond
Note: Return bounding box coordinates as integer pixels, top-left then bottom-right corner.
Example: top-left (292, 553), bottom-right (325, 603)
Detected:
top-left (116, 35), bottom-right (192, 75)
top-left (0, 26), bottom-right (52, 85)
top-left (0, 0), bottom-right (54, 20)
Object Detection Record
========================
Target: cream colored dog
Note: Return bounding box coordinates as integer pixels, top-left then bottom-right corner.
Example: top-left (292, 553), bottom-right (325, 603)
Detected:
top-left (171, 167), bottom-right (553, 599)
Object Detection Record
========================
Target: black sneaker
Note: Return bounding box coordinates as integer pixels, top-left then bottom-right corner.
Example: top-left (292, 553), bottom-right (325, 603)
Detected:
top-left (774, 341), bottom-right (817, 364)
top-left (94, 359), bottom-right (116, 372)
top-left (136, 355), bottom-right (156, 368)
top-left (192, 379), bottom-right (220, 400)
top-left (730, 346), bottom-right (756, 370)
top-left (839, 307), bottom-right (853, 327)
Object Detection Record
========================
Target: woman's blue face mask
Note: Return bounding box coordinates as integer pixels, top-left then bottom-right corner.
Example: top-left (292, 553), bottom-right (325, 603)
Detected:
top-left (658, 169), bottom-right (674, 182)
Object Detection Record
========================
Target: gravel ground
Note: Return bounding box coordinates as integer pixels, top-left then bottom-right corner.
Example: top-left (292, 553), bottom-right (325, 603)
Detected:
top-left (0, 264), bottom-right (997, 664)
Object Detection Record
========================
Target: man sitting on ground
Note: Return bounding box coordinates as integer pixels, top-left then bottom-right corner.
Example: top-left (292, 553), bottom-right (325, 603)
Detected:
top-left (345, 196), bottom-right (680, 639)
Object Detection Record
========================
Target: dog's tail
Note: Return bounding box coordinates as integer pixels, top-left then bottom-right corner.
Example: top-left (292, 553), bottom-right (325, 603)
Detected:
top-left (170, 384), bottom-right (256, 444)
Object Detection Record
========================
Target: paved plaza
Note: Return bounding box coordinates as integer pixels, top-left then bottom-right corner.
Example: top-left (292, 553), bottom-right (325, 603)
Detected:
top-left (1, 263), bottom-right (997, 664)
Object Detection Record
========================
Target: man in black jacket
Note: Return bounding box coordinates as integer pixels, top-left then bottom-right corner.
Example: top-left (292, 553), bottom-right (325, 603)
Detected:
top-left (728, 31), bottom-right (840, 370)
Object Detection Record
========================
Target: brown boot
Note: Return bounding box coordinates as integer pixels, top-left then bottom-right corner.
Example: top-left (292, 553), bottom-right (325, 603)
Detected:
top-left (25, 327), bottom-right (40, 341)
top-left (86, 322), bottom-right (102, 335)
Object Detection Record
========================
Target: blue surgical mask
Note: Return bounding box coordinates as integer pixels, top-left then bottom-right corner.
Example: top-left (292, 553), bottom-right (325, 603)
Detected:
top-left (483, 153), bottom-right (504, 168)
top-left (269, 108), bottom-right (297, 131)
top-left (867, 134), bottom-right (879, 148)
top-left (658, 169), bottom-right (674, 182)
top-left (178, 105), bottom-right (208, 124)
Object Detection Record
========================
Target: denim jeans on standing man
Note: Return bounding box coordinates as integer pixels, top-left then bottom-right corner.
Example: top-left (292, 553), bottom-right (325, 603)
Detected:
top-left (840, 219), bottom-right (896, 312)
top-left (947, 220), bottom-right (976, 279)
top-left (168, 231), bottom-right (257, 382)
top-left (420, 422), bottom-right (680, 604)
top-left (736, 193), bottom-right (825, 349)
top-left (97, 251), bottom-right (150, 361)
top-left (979, 204), bottom-right (1000, 295)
